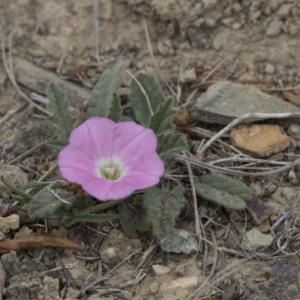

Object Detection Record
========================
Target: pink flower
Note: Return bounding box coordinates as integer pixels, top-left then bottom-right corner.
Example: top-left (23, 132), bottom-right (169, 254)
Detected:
top-left (58, 117), bottom-right (165, 201)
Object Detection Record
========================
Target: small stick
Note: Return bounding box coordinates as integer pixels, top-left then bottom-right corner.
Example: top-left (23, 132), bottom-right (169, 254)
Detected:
top-left (126, 69), bottom-right (153, 115)
top-left (185, 152), bottom-right (201, 238)
top-left (197, 112), bottom-right (300, 158)
top-left (174, 154), bottom-right (300, 177)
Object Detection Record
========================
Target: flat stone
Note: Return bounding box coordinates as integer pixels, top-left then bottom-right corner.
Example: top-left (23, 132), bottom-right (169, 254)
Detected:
top-left (152, 264), bottom-right (170, 276)
top-left (161, 276), bottom-right (198, 291)
top-left (241, 228), bottom-right (274, 251)
top-left (230, 124), bottom-right (290, 157)
top-left (191, 82), bottom-right (300, 124)
top-left (179, 68), bottom-right (196, 83)
top-left (246, 198), bottom-right (276, 225)
top-left (157, 229), bottom-right (199, 254)
top-left (266, 20), bottom-right (283, 37)
top-left (149, 282), bottom-right (160, 293)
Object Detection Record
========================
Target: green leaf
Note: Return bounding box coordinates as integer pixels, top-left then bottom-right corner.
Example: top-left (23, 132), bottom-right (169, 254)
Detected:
top-left (22, 181), bottom-right (64, 190)
top-left (195, 175), bottom-right (251, 210)
top-left (118, 197), bottom-right (151, 238)
top-left (130, 73), bottom-right (165, 126)
top-left (143, 185), bottom-right (186, 238)
top-left (86, 63), bottom-right (125, 118)
top-left (28, 181), bottom-right (74, 218)
top-left (156, 132), bottom-right (187, 158)
top-left (65, 213), bottom-right (118, 225)
top-left (46, 83), bottom-right (77, 150)
top-left (78, 198), bottom-right (126, 215)
top-left (1, 176), bottom-right (32, 203)
top-left (149, 98), bottom-right (175, 134)
top-left (107, 93), bottom-right (122, 122)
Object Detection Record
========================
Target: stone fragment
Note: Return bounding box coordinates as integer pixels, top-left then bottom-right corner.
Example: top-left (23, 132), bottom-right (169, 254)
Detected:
top-left (179, 68), bottom-right (196, 83)
top-left (149, 282), bottom-right (160, 293)
top-left (246, 198), bottom-right (276, 225)
top-left (99, 229), bottom-right (141, 264)
top-left (230, 124), bottom-right (290, 157)
top-left (287, 123), bottom-right (300, 140)
top-left (191, 82), bottom-right (300, 124)
top-left (161, 276), bottom-right (198, 291)
top-left (157, 229), bottom-right (199, 254)
top-left (266, 21), bottom-right (283, 37)
top-left (152, 264), bottom-right (171, 276)
top-left (265, 63), bottom-right (275, 74)
top-left (241, 228), bottom-right (274, 251)
top-left (157, 40), bottom-right (174, 56)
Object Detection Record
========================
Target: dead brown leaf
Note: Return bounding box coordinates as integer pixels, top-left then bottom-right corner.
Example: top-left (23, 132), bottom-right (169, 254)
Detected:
top-left (0, 231), bottom-right (84, 254)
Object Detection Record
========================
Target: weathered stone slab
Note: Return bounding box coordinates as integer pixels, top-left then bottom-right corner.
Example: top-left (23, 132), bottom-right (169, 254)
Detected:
top-left (191, 82), bottom-right (300, 124)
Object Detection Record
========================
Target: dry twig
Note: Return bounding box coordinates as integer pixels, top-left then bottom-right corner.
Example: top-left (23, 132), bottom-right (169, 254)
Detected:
top-left (196, 112), bottom-right (300, 158)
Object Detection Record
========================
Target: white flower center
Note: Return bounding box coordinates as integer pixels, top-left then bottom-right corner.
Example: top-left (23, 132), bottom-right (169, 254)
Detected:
top-left (98, 159), bottom-right (124, 181)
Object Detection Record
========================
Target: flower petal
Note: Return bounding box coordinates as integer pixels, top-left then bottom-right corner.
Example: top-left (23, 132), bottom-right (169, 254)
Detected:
top-left (112, 121), bottom-right (158, 166)
top-left (83, 178), bottom-right (136, 201)
top-left (128, 153), bottom-right (165, 179)
top-left (69, 117), bottom-right (116, 160)
top-left (58, 145), bottom-right (97, 183)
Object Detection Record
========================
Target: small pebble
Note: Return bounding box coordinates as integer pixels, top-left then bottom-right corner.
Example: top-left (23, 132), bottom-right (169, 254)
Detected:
top-left (266, 21), bottom-right (283, 37)
top-left (152, 264), bottom-right (171, 276)
top-left (149, 282), bottom-right (160, 293)
top-left (265, 63), bottom-right (275, 74)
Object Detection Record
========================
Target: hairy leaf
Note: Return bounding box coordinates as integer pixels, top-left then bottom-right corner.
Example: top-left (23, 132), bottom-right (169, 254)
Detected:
top-left (28, 181), bottom-right (74, 218)
top-left (130, 73), bottom-right (165, 126)
top-left (46, 83), bottom-right (77, 149)
top-left (65, 214), bottom-right (118, 225)
top-left (86, 63), bottom-right (125, 118)
top-left (107, 93), bottom-right (122, 122)
top-left (118, 197), bottom-right (150, 238)
top-left (156, 132), bottom-right (187, 158)
top-left (143, 185), bottom-right (186, 238)
top-left (149, 98), bottom-right (175, 134)
top-left (195, 175), bottom-right (251, 210)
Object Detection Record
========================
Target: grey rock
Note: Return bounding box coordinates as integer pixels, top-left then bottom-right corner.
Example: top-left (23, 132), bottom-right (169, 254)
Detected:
top-left (157, 229), bottom-right (199, 254)
top-left (191, 82), bottom-right (300, 124)
top-left (288, 123), bottom-right (300, 140)
top-left (241, 228), bottom-right (274, 251)
top-left (266, 20), bottom-right (283, 37)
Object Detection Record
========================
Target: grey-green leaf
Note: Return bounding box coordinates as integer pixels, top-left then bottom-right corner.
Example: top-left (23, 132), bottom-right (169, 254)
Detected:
top-left (86, 63), bottom-right (125, 118)
top-left (149, 98), bottom-right (175, 134)
top-left (195, 175), bottom-right (251, 210)
top-left (65, 214), bottom-right (118, 225)
top-left (28, 182), bottom-right (74, 218)
top-left (107, 93), bottom-right (122, 122)
top-left (46, 83), bottom-right (77, 150)
top-left (157, 132), bottom-right (187, 158)
top-left (143, 185), bottom-right (186, 238)
top-left (130, 73), bottom-right (165, 126)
